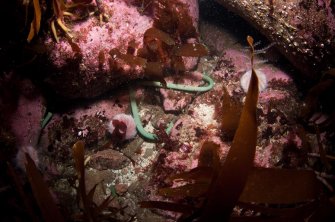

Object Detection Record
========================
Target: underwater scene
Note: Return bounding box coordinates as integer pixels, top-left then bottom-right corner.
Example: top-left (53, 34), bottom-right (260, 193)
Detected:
top-left (1, 0), bottom-right (335, 221)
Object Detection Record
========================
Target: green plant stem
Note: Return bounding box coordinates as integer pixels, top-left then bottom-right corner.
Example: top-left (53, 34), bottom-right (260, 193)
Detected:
top-left (130, 73), bottom-right (214, 141)
top-left (41, 111), bottom-right (53, 129)
top-left (139, 73), bottom-right (214, 92)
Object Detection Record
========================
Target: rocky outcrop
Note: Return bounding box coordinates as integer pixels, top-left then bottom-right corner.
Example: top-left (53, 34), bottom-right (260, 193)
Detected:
top-left (42, 0), bottom-right (199, 99)
top-left (215, 0), bottom-right (335, 79)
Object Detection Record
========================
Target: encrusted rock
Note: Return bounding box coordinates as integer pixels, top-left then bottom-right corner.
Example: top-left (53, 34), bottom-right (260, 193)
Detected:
top-left (215, 0), bottom-right (335, 79)
top-left (89, 149), bottom-right (131, 170)
top-left (41, 0), bottom-right (199, 99)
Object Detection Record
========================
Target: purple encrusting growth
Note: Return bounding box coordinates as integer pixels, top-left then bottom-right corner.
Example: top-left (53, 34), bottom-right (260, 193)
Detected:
top-left (48, 0), bottom-right (152, 69)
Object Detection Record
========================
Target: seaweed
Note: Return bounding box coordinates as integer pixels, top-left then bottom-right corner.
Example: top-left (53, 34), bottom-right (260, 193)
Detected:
top-left (7, 162), bottom-right (41, 222)
top-left (135, 0), bottom-right (207, 77)
top-left (239, 168), bottom-right (320, 204)
top-left (27, 0), bottom-right (41, 42)
top-left (144, 27), bottom-right (176, 46)
top-left (173, 43), bottom-right (209, 57)
top-left (140, 201), bottom-right (195, 214)
top-left (153, 0), bottom-right (197, 40)
top-left (144, 61), bottom-right (167, 86)
top-left (25, 153), bottom-right (66, 222)
top-left (109, 48), bottom-right (147, 69)
top-left (220, 86), bottom-right (243, 140)
top-left (72, 141), bottom-right (116, 222)
top-left (98, 49), bottom-right (105, 71)
top-left (199, 36), bottom-right (259, 222)
top-left (143, 29), bottom-right (171, 64)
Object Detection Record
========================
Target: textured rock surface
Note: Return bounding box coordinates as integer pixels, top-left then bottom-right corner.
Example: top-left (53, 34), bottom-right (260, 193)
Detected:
top-left (42, 0), bottom-right (199, 99)
top-left (215, 0), bottom-right (335, 79)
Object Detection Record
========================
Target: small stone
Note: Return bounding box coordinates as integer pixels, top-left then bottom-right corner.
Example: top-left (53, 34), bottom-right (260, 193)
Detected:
top-left (115, 184), bottom-right (128, 195)
top-left (89, 149), bottom-right (130, 170)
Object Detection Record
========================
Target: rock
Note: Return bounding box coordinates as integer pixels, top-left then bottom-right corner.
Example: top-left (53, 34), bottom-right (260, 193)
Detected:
top-left (38, 90), bottom-right (130, 162)
top-left (89, 149), bottom-right (130, 170)
top-left (41, 0), bottom-right (200, 99)
top-left (85, 170), bottom-right (116, 205)
top-left (114, 183), bottom-right (128, 195)
top-left (159, 71), bottom-right (203, 112)
top-left (8, 78), bottom-right (45, 148)
top-left (215, 0), bottom-right (335, 79)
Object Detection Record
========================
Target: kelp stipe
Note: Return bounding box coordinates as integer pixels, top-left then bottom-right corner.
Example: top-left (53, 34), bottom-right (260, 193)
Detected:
top-left (199, 35), bottom-right (259, 222)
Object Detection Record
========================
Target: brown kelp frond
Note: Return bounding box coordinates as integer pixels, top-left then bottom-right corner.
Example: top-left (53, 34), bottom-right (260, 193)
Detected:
top-left (72, 141), bottom-right (115, 222)
top-left (27, 0), bottom-right (41, 42)
top-left (140, 201), bottom-right (195, 214)
top-left (50, 0), bottom-right (75, 42)
top-left (235, 200), bottom-right (318, 220)
top-left (7, 162), bottom-right (40, 221)
top-left (27, 0), bottom-right (99, 43)
top-left (173, 43), bottom-right (209, 57)
top-left (239, 168), bottom-right (320, 204)
top-left (220, 86), bottom-right (243, 140)
top-left (157, 141), bottom-right (221, 199)
top-left (141, 27), bottom-right (207, 77)
top-left (153, 0), bottom-right (197, 40)
top-left (197, 141), bottom-right (221, 173)
top-left (152, 0), bottom-right (179, 35)
top-left (168, 166), bottom-right (213, 184)
top-left (25, 153), bottom-right (66, 222)
top-left (200, 36), bottom-right (259, 222)
top-left (144, 61), bottom-right (167, 86)
top-left (158, 183), bottom-right (209, 198)
top-left (140, 141), bottom-right (219, 208)
top-left (109, 48), bottom-right (147, 69)
top-left (144, 27), bottom-right (176, 46)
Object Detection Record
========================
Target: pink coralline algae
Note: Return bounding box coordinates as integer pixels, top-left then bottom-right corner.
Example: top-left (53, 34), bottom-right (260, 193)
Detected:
top-left (8, 85), bottom-right (44, 148)
top-left (159, 71), bottom-right (204, 111)
top-left (42, 0), bottom-right (199, 99)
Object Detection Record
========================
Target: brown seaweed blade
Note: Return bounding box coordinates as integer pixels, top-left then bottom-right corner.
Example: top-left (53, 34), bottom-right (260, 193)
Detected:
top-left (240, 167), bottom-right (320, 204)
top-left (168, 166), bottom-right (214, 184)
top-left (157, 142), bottom-right (221, 199)
top-left (173, 43), bottom-right (209, 57)
top-left (197, 141), bottom-right (221, 170)
top-left (200, 36), bottom-right (259, 221)
top-left (72, 140), bottom-right (95, 221)
top-left (159, 183), bottom-right (209, 198)
top-left (221, 86), bottom-right (243, 140)
top-left (237, 200), bottom-right (318, 219)
top-left (140, 201), bottom-right (195, 214)
top-left (145, 61), bottom-right (167, 86)
top-left (27, 0), bottom-right (41, 42)
top-left (25, 154), bottom-right (65, 222)
top-left (229, 216), bottom-right (299, 222)
top-left (7, 162), bottom-right (40, 222)
top-left (72, 141), bottom-right (116, 221)
top-left (144, 27), bottom-right (175, 46)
